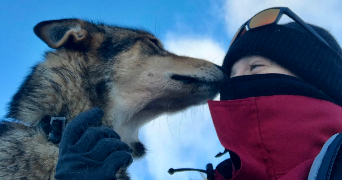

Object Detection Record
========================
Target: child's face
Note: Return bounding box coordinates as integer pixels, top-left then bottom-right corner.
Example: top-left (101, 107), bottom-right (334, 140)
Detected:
top-left (230, 55), bottom-right (297, 78)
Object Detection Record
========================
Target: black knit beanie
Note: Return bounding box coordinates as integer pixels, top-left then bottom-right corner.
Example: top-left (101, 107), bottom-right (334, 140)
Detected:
top-left (223, 22), bottom-right (342, 106)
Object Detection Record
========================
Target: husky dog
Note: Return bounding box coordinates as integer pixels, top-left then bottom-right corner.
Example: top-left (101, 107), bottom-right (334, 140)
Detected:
top-left (0, 19), bottom-right (225, 179)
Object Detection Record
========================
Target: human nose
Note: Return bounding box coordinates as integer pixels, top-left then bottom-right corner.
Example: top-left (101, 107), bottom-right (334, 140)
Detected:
top-left (230, 69), bottom-right (249, 78)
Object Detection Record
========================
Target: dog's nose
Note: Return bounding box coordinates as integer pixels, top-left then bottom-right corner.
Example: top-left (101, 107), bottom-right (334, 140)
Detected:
top-left (215, 65), bottom-right (228, 76)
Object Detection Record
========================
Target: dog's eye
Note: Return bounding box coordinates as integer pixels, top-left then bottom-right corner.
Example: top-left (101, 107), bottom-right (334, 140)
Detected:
top-left (150, 38), bottom-right (158, 44)
top-left (149, 38), bottom-right (163, 50)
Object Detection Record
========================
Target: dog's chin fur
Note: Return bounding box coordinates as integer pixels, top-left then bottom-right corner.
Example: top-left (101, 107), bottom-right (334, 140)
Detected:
top-left (1, 18), bottom-right (226, 180)
top-left (112, 88), bottom-right (219, 150)
top-left (130, 142), bottom-right (146, 158)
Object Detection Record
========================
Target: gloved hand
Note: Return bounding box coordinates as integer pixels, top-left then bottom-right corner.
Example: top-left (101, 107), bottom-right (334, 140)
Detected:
top-left (54, 108), bottom-right (133, 180)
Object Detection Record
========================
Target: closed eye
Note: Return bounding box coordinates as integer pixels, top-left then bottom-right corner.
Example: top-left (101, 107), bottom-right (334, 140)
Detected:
top-left (150, 38), bottom-right (164, 50)
top-left (250, 64), bottom-right (265, 71)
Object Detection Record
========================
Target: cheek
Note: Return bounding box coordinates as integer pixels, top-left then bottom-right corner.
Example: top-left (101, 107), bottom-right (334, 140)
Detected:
top-left (230, 65), bottom-right (249, 77)
top-left (282, 70), bottom-right (297, 77)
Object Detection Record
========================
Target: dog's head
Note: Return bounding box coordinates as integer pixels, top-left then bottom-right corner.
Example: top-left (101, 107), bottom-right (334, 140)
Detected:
top-left (30, 19), bottom-right (226, 157)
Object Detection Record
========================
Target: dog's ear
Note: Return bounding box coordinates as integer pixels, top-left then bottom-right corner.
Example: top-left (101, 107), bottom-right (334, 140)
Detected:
top-left (34, 19), bottom-right (89, 49)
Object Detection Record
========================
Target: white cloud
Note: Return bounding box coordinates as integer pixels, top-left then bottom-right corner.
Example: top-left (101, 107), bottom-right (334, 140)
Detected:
top-left (163, 34), bottom-right (226, 66)
top-left (224, 0), bottom-right (342, 44)
top-left (130, 105), bottom-right (228, 180)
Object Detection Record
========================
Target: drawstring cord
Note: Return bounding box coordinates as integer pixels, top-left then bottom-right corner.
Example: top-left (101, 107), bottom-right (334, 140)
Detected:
top-left (168, 168), bottom-right (206, 174)
top-left (168, 149), bottom-right (228, 180)
top-left (168, 163), bottom-right (215, 180)
top-left (215, 148), bottom-right (229, 158)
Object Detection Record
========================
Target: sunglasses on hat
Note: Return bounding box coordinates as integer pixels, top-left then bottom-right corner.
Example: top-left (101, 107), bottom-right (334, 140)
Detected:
top-left (230, 7), bottom-right (331, 48)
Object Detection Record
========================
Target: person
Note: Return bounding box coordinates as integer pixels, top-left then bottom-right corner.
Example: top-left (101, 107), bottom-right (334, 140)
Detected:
top-left (55, 7), bottom-right (342, 180)
top-left (206, 7), bottom-right (342, 180)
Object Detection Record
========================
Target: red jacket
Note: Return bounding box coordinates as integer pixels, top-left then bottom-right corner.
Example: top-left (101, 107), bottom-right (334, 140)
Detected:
top-left (208, 95), bottom-right (342, 180)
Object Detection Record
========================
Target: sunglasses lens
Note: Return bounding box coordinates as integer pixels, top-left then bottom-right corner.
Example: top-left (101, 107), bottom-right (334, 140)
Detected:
top-left (249, 9), bottom-right (280, 29)
top-left (230, 25), bottom-right (244, 46)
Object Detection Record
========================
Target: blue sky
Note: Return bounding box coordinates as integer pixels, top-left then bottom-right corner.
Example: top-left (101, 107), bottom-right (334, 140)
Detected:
top-left (0, 0), bottom-right (228, 117)
top-left (1, 1), bottom-right (342, 180)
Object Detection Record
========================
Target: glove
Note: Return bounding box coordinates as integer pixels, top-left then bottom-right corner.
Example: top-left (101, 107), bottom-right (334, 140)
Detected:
top-left (54, 108), bottom-right (133, 180)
